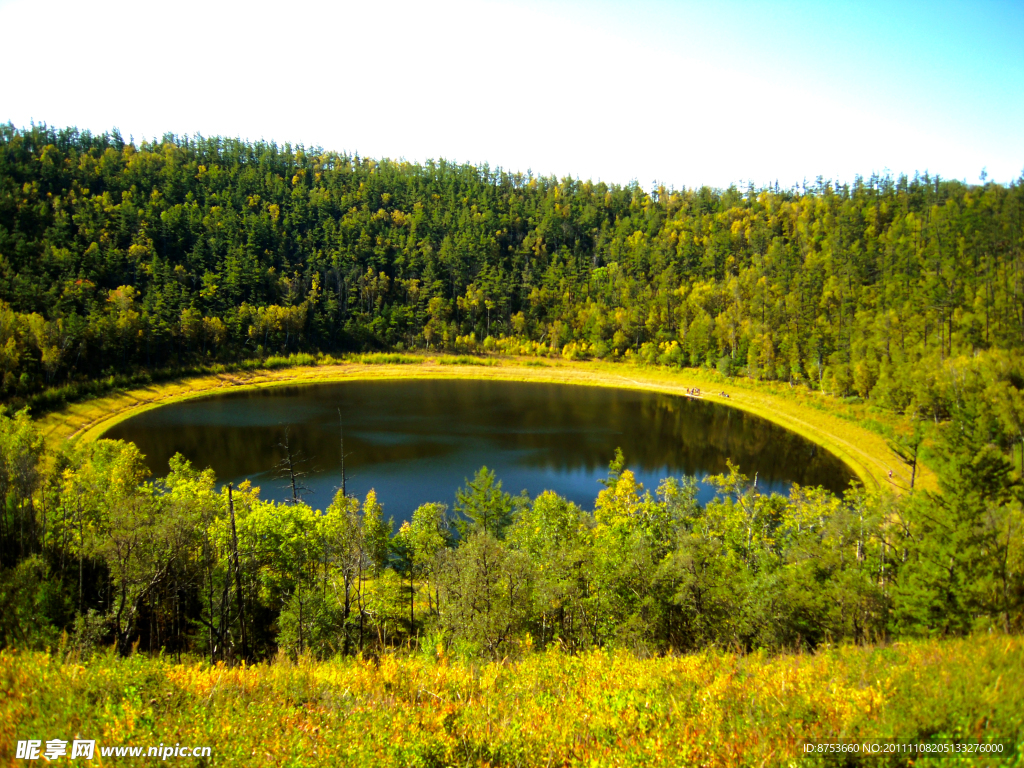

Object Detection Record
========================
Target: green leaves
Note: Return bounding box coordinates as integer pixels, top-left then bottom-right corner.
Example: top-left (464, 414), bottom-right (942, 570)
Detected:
top-left (435, 530), bottom-right (533, 659)
top-left (454, 467), bottom-right (515, 539)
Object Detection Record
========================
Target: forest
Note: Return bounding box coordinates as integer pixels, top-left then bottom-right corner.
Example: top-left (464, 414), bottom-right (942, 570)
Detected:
top-left (0, 123), bottom-right (1022, 427)
top-left (0, 123), bottom-right (1022, 663)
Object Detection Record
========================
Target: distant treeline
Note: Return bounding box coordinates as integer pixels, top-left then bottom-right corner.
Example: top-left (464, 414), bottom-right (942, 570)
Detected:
top-left (0, 367), bottom-right (1021, 661)
top-left (2, 124), bottom-right (1023, 419)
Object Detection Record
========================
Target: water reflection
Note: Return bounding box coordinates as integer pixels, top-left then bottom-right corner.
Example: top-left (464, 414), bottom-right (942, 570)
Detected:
top-left (105, 379), bottom-right (856, 522)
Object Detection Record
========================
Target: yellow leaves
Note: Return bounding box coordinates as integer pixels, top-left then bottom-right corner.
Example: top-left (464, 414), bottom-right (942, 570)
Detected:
top-left (106, 284), bottom-right (137, 309)
top-left (627, 230), bottom-right (647, 249)
top-left (593, 470), bottom-right (658, 538)
top-left (378, 654), bottom-right (401, 690)
top-left (127, 242), bottom-right (150, 262)
top-left (4, 635), bottom-right (1020, 767)
top-left (531, 235), bottom-right (546, 257)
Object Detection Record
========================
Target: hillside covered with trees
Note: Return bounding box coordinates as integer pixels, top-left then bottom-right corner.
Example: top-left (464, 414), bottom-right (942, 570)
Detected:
top-left (1, 123), bottom-right (1023, 424)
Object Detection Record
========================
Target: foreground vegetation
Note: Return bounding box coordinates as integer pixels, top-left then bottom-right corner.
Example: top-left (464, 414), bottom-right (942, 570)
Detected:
top-left (3, 634), bottom-right (1022, 766)
top-left (1, 353), bottom-right (1021, 664)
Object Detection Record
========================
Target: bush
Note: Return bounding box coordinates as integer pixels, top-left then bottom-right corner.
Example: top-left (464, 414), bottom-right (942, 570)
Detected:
top-left (0, 556), bottom-right (63, 649)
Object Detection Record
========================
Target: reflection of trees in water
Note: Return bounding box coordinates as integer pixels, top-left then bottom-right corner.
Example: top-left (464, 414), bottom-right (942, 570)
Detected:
top-left (112, 421), bottom-right (457, 481)
top-left (108, 380), bottom-right (854, 496)
top-left (512, 393), bottom-right (850, 494)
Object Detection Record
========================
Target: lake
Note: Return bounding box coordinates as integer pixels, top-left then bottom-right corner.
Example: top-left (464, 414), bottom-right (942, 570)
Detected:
top-left (104, 378), bottom-right (856, 520)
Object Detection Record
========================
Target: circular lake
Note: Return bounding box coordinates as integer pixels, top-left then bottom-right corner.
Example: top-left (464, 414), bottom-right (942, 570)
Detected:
top-left (104, 378), bottom-right (856, 521)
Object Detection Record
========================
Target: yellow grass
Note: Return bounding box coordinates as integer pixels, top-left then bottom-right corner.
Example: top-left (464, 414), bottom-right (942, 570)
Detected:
top-left (2, 634), bottom-right (1020, 766)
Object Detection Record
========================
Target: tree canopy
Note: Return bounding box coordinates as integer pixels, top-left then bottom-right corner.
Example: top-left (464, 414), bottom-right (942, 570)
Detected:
top-left (1, 122), bottom-right (1022, 427)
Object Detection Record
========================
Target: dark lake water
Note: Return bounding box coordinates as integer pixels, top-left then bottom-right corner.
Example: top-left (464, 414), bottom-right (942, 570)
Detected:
top-left (105, 379), bottom-right (856, 521)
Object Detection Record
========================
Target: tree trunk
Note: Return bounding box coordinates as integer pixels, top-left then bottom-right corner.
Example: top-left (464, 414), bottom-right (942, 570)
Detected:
top-left (228, 484), bottom-right (247, 662)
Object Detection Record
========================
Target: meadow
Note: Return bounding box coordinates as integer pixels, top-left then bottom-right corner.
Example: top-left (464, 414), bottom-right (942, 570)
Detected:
top-left (3, 634), bottom-right (1021, 767)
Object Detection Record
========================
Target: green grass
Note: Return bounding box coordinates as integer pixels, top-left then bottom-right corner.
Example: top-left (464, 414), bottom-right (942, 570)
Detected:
top-left (436, 355), bottom-right (498, 366)
top-left (348, 353), bottom-right (423, 365)
top-left (260, 353), bottom-right (319, 369)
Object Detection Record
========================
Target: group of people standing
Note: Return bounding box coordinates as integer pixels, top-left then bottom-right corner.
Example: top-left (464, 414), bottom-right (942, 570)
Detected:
top-left (684, 387), bottom-right (730, 398)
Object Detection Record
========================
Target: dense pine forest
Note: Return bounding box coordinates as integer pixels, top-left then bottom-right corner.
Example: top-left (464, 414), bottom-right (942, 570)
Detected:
top-left (1, 123), bottom-right (1023, 418)
top-left (0, 123), bottom-right (1022, 663)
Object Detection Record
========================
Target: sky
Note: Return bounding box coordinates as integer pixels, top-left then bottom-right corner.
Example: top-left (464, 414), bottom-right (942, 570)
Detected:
top-left (1, 0), bottom-right (1021, 190)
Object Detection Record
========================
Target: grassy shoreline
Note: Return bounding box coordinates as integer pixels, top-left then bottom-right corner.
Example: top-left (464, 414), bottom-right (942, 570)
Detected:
top-left (35, 355), bottom-right (931, 493)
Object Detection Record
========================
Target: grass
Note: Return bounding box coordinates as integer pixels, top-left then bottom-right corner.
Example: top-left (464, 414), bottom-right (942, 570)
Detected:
top-left (348, 353), bottom-right (423, 365)
top-left (2, 634), bottom-right (1020, 766)
top-left (436, 355), bottom-right (498, 366)
top-left (33, 357), bottom-right (924, 493)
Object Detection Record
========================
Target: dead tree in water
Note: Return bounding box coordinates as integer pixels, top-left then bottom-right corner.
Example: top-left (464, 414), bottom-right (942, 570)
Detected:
top-left (337, 408), bottom-right (352, 497)
top-left (276, 427), bottom-right (311, 503)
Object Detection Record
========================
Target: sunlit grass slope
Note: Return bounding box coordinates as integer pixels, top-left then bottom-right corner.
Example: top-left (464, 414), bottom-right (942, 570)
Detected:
top-left (3, 635), bottom-right (1020, 767)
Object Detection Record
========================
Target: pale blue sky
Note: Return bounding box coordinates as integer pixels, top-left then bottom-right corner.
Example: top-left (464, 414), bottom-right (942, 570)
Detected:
top-left (1, 0), bottom-right (1020, 189)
